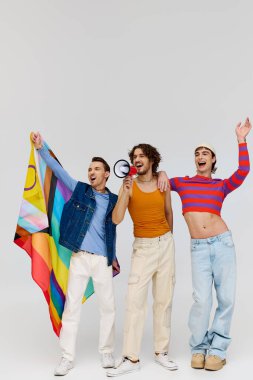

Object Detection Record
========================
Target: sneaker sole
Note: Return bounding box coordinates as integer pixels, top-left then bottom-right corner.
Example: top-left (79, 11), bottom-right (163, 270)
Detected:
top-left (205, 360), bottom-right (226, 371)
top-left (155, 360), bottom-right (178, 371)
top-left (106, 367), bottom-right (140, 377)
top-left (191, 364), bottom-right (205, 369)
top-left (54, 365), bottom-right (73, 376)
top-left (191, 361), bottom-right (205, 369)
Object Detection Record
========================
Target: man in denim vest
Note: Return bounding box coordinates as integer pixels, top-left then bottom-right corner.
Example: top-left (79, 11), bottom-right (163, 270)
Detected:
top-left (32, 132), bottom-right (118, 376)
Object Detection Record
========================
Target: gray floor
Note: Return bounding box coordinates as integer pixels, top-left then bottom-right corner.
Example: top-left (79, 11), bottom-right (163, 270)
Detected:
top-left (2, 283), bottom-right (252, 380)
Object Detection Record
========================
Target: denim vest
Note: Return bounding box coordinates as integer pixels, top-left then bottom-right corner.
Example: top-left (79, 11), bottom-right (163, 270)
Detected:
top-left (59, 182), bottom-right (118, 266)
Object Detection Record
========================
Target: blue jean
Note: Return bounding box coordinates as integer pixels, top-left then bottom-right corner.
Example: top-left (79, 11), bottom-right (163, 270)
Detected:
top-left (188, 231), bottom-right (236, 359)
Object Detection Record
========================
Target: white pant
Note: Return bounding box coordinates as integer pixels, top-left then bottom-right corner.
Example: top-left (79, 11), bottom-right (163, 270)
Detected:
top-left (59, 251), bottom-right (115, 361)
top-left (123, 232), bottom-right (175, 361)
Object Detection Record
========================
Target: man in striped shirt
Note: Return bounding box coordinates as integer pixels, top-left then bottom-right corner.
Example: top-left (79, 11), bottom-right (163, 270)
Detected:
top-left (169, 119), bottom-right (251, 371)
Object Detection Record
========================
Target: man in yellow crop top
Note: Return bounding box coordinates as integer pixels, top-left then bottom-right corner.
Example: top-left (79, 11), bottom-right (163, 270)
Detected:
top-left (106, 144), bottom-right (178, 377)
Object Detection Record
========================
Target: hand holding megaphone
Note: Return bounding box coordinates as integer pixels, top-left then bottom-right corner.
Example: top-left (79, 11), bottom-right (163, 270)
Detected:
top-left (113, 159), bottom-right (137, 178)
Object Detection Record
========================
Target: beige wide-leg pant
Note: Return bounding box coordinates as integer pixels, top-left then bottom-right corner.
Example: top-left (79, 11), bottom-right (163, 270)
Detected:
top-left (122, 231), bottom-right (175, 361)
top-left (59, 251), bottom-right (115, 361)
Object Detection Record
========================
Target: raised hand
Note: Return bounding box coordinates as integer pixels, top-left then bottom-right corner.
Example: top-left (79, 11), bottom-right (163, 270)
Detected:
top-left (31, 131), bottom-right (43, 149)
top-left (236, 118), bottom-right (252, 142)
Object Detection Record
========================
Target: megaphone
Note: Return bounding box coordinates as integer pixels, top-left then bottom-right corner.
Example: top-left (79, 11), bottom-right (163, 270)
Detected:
top-left (113, 159), bottom-right (137, 178)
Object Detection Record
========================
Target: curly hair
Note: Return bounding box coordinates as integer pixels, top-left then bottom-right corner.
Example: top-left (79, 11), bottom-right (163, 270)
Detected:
top-left (128, 143), bottom-right (161, 173)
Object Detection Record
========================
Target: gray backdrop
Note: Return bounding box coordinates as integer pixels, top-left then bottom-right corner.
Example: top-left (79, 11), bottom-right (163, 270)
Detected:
top-left (1, 1), bottom-right (252, 379)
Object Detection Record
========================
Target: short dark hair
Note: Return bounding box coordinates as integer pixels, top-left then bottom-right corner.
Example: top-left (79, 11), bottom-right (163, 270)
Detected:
top-left (91, 157), bottom-right (110, 173)
top-left (211, 153), bottom-right (217, 174)
top-left (128, 143), bottom-right (161, 173)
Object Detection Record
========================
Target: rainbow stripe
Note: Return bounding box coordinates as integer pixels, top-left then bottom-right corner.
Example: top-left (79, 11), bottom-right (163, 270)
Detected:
top-left (14, 138), bottom-right (95, 336)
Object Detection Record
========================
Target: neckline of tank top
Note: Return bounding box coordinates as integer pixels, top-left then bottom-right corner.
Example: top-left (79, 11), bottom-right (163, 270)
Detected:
top-left (133, 180), bottom-right (160, 194)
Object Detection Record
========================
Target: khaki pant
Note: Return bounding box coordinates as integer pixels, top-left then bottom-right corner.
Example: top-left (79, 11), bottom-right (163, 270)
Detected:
top-left (60, 251), bottom-right (115, 361)
top-left (122, 231), bottom-right (175, 361)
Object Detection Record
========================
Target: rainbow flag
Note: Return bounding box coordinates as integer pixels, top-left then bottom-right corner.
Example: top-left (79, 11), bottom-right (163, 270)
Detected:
top-left (14, 137), bottom-right (116, 336)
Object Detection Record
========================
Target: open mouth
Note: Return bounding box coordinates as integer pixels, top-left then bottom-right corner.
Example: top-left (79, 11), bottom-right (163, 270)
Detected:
top-left (90, 176), bottom-right (96, 182)
top-left (135, 163), bottom-right (143, 169)
top-left (198, 162), bottom-right (206, 168)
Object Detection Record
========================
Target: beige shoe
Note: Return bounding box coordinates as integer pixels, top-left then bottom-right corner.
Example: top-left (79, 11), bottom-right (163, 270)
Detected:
top-left (205, 355), bottom-right (226, 371)
top-left (191, 353), bottom-right (205, 369)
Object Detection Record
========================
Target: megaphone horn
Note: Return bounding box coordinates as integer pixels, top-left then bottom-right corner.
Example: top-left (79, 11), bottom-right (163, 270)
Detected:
top-left (113, 159), bottom-right (137, 178)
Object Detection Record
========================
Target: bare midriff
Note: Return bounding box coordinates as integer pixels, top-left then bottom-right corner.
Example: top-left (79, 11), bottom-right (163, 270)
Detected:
top-left (184, 212), bottom-right (229, 239)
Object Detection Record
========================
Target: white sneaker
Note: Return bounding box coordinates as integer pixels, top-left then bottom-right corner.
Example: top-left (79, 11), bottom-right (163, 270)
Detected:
top-left (154, 353), bottom-right (178, 370)
top-left (54, 357), bottom-right (74, 376)
top-left (106, 357), bottom-right (140, 377)
top-left (102, 353), bottom-right (115, 368)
